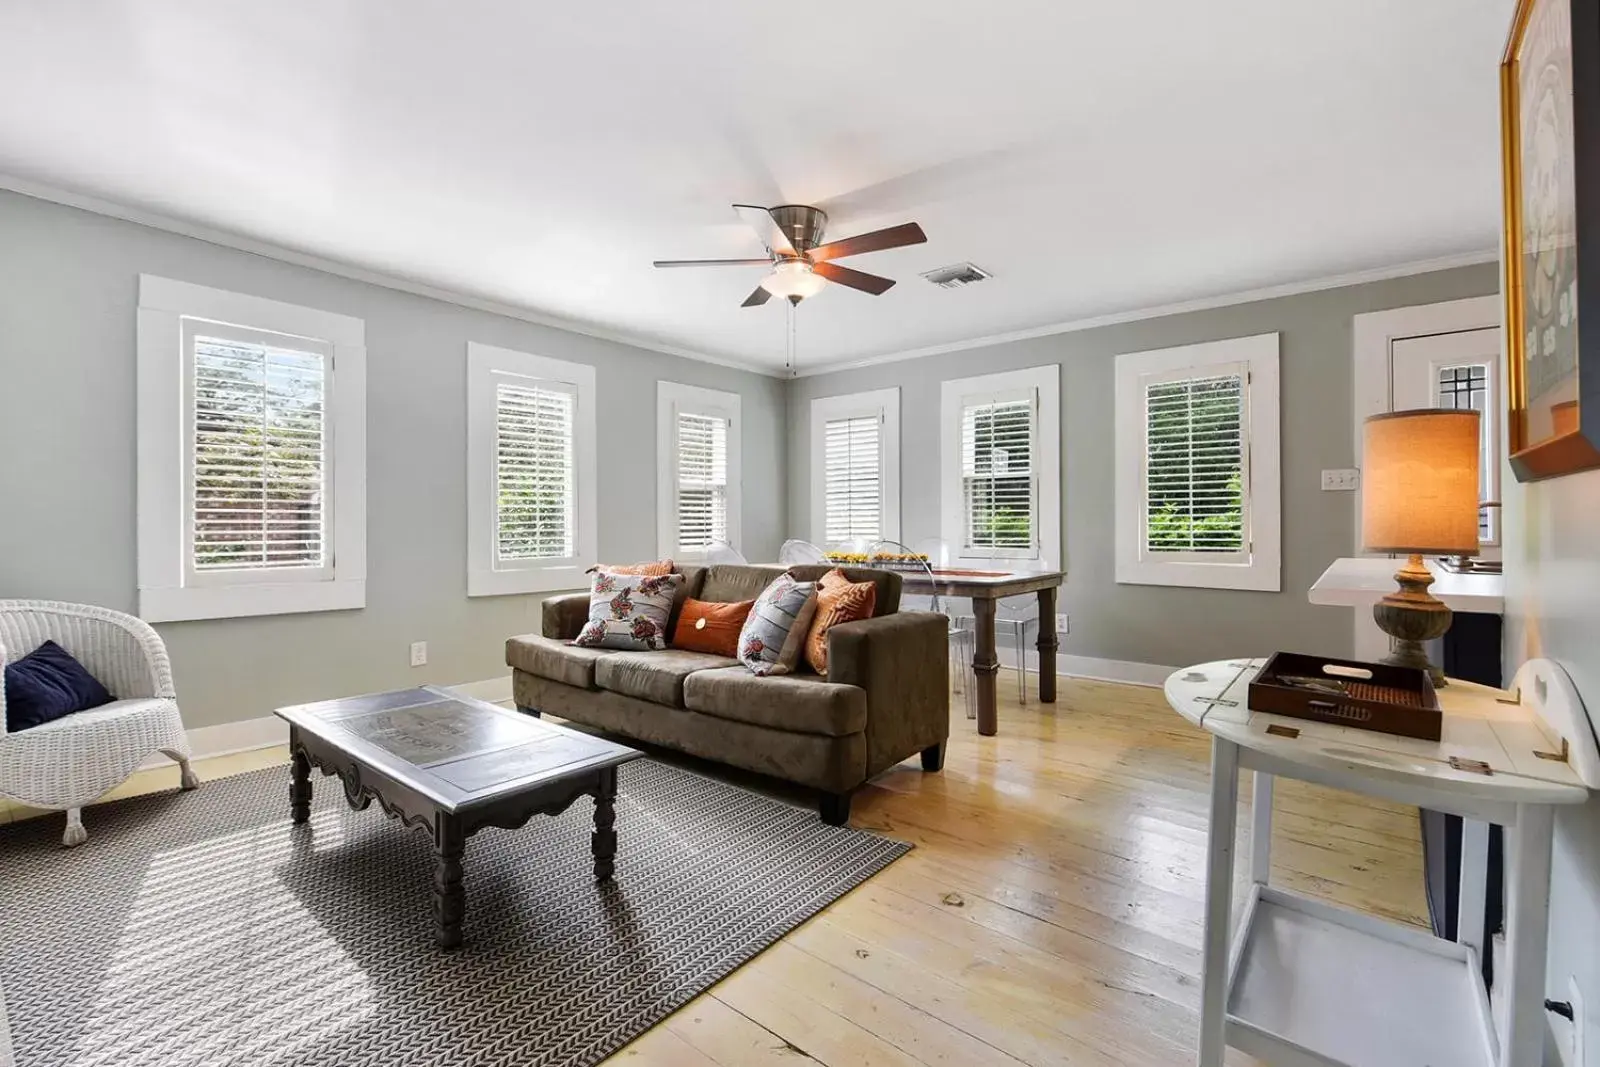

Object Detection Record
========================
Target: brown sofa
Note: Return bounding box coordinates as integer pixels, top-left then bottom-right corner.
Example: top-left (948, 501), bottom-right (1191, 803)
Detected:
top-left (506, 563), bottom-right (950, 824)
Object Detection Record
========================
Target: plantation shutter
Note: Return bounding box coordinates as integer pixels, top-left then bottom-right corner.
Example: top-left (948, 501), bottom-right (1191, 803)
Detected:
top-left (823, 414), bottom-right (882, 543)
top-left (1143, 367), bottom-right (1248, 557)
top-left (676, 410), bottom-right (728, 551)
top-left (960, 392), bottom-right (1037, 554)
top-left (495, 381), bottom-right (576, 561)
top-left (190, 331), bottom-right (328, 573)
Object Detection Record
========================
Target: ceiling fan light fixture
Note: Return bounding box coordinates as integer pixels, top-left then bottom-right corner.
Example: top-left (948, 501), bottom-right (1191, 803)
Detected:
top-left (760, 259), bottom-right (826, 300)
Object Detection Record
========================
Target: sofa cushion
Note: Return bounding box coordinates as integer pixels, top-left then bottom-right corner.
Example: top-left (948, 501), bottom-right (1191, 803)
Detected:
top-left (505, 635), bottom-right (613, 690)
top-left (594, 649), bottom-right (741, 707)
top-left (700, 564), bottom-right (786, 605)
top-left (683, 666), bottom-right (867, 738)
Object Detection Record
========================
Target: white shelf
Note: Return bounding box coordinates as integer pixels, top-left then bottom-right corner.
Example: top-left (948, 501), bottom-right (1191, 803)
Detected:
top-left (1226, 886), bottom-right (1497, 1067)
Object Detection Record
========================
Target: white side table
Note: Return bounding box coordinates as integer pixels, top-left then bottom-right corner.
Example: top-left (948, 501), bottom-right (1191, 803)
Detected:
top-left (1166, 657), bottom-right (1599, 1067)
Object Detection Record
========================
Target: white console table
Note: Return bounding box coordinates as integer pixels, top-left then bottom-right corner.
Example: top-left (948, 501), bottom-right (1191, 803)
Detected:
top-left (1167, 657), bottom-right (1598, 1067)
top-left (1308, 556), bottom-right (1504, 614)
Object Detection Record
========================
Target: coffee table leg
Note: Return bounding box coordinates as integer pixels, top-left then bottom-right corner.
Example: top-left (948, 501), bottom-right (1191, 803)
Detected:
top-left (592, 766), bottom-right (618, 883)
top-left (433, 814), bottom-right (465, 950)
top-left (290, 745), bottom-right (312, 825)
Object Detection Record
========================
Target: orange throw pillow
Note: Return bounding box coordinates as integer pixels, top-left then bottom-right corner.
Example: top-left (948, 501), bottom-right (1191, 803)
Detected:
top-left (805, 569), bottom-right (877, 675)
top-left (671, 598), bottom-right (755, 656)
top-left (591, 559), bottom-right (674, 576)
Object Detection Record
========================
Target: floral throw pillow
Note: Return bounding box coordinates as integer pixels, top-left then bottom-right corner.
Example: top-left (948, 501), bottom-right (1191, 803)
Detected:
top-left (573, 571), bottom-right (685, 651)
top-left (737, 573), bottom-right (819, 676)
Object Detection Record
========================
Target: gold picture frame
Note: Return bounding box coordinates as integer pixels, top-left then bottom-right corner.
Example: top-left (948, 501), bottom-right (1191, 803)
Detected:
top-left (1501, 0), bottom-right (1600, 480)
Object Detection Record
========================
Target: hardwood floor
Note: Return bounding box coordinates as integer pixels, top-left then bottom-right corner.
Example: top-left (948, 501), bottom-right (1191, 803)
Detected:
top-left (614, 671), bottom-right (1427, 1067)
top-left (1, 670), bottom-right (1427, 1065)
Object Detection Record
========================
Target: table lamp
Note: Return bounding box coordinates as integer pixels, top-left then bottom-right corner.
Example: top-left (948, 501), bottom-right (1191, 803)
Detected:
top-left (1361, 409), bottom-right (1481, 685)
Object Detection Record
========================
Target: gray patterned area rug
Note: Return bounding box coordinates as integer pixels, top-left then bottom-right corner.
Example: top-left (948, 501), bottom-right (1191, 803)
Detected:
top-left (0, 761), bottom-right (909, 1067)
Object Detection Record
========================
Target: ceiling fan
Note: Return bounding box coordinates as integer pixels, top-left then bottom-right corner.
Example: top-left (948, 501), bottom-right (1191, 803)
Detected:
top-left (653, 204), bottom-right (927, 307)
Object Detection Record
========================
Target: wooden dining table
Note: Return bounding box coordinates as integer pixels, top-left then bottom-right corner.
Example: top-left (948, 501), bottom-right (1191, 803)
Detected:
top-left (893, 567), bottom-right (1066, 736)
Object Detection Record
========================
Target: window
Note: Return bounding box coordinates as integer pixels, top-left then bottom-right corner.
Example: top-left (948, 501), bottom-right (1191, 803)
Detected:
top-left (187, 322), bottom-right (331, 581)
top-left (1435, 362), bottom-right (1500, 545)
top-left (468, 343), bottom-right (597, 595)
top-left (1114, 333), bottom-right (1280, 591)
top-left (657, 382), bottom-right (741, 560)
top-left (494, 380), bottom-right (577, 562)
top-left (961, 394), bottom-right (1036, 555)
top-left (940, 366), bottom-right (1060, 569)
top-left (137, 276), bottom-right (366, 622)
top-left (810, 389), bottom-right (900, 547)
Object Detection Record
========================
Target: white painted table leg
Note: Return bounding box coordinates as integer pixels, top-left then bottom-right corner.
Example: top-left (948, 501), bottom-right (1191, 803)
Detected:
top-left (1250, 770), bottom-right (1274, 886)
top-left (1499, 803), bottom-right (1554, 1067)
top-left (1458, 818), bottom-right (1490, 957)
top-left (1198, 737), bottom-right (1241, 1067)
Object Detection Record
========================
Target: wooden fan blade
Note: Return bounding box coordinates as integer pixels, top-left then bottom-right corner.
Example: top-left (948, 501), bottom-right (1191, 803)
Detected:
top-left (813, 261), bottom-right (896, 295)
top-left (733, 204), bottom-right (796, 255)
top-left (809, 222), bottom-right (926, 262)
top-left (653, 258), bottom-right (772, 268)
top-left (741, 285), bottom-right (773, 307)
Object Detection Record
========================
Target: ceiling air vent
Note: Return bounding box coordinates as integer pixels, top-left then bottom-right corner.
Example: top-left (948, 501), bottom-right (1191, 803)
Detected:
top-left (921, 262), bottom-right (992, 289)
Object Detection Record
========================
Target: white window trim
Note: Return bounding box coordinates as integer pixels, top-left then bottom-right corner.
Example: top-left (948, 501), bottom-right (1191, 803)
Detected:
top-left (467, 343), bottom-right (597, 596)
top-left (939, 365), bottom-right (1060, 571)
top-left (136, 275), bottom-right (366, 622)
top-left (656, 381), bottom-right (742, 562)
top-left (810, 388), bottom-right (901, 547)
top-left (1114, 332), bottom-right (1281, 591)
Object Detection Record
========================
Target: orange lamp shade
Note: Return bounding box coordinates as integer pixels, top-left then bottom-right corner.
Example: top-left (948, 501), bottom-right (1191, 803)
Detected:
top-left (1362, 409), bottom-right (1481, 555)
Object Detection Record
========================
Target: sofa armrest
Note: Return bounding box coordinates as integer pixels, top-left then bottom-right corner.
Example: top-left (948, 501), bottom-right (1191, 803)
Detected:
top-left (826, 611), bottom-right (950, 776)
top-left (541, 594), bottom-right (590, 641)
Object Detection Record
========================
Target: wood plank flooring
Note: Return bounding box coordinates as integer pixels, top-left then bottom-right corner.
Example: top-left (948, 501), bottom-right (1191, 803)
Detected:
top-left (1, 670), bottom-right (1427, 1065)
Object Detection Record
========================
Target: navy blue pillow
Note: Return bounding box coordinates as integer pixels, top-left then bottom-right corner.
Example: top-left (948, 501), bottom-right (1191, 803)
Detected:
top-left (4, 640), bottom-right (114, 732)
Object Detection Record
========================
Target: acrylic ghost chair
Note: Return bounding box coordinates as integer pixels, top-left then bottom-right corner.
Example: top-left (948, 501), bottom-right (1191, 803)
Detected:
top-left (871, 538), bottom-right (978, 721)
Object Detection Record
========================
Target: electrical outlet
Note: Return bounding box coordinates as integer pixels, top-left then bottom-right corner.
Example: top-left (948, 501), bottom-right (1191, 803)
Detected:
top-left (409, 641), bottom-right (427, 668)
top-left (1321, 468), bottom-right (1361, 491)
top-left (1055, 614), bottom-right (1070, 635)
top-left (1573, 975), bottom-right (1586, 1067)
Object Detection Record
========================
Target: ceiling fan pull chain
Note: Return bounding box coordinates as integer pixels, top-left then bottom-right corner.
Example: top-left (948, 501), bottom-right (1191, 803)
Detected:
top-left (785, 300), bottom-right (796, 377)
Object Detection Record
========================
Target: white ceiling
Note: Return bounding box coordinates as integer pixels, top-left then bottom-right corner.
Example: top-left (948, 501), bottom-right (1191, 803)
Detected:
top-left (0, 1), bottom-right (1511, 374)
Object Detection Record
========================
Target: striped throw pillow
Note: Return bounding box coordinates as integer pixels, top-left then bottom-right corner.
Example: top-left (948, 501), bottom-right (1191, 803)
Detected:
top-left (737, 574), bottom-right (819, 676)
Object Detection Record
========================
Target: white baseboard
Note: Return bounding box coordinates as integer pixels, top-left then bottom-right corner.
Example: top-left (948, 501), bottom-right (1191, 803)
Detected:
top-left (449, 675), bottom-right (514, 705)
top-left (994, 646), bottom-right (1173, 689)
top-left (137, 674), bottom-right (516, 769)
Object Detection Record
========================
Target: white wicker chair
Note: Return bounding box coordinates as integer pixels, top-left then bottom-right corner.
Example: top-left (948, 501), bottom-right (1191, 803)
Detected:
top-left (0, 600), bottom-right (197, 847)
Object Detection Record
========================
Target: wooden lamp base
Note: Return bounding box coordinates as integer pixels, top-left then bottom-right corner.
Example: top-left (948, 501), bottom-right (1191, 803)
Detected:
top-left (1371, 554), bottom-right (1452, 686)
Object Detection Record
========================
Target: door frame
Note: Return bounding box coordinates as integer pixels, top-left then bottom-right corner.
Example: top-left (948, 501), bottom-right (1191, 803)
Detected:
top-left (1350, 295), bottom-right (1502, 660)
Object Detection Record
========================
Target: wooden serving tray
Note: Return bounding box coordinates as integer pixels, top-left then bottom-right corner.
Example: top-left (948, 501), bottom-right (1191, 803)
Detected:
top-left (1249, 652), bottom-right (1442, 741)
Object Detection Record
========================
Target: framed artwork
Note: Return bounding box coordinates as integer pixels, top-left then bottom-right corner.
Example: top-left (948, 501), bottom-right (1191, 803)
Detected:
top-left (1501, 0), bottom-right (1600, 480)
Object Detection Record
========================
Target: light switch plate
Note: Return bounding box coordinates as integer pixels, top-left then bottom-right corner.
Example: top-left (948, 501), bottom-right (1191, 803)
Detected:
top-left (1321, 468), bottom-right (1360, 491)
top-left (409, 641), bottom-right (427, 667)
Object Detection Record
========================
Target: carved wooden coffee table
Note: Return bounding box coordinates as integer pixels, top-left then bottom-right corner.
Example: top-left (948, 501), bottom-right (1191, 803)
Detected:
top-left (275, 686), bottom-right (641, 949)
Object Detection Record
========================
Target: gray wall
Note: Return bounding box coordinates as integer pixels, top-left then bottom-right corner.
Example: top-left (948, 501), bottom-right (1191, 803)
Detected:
top-left (0, 190), bottom-right (787, 728)
top-left (1503, 460), bottom-right (1600, 1058)
top-left (787, 263), bottom-right (1501, 669)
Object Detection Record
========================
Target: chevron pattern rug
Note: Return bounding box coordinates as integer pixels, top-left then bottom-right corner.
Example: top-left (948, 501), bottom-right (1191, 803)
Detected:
top-left (0, 760), bottom-right (909, 1067)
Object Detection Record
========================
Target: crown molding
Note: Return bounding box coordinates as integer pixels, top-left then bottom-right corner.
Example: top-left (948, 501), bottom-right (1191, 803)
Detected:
top-left (0, 173), bottom-right (783, 378)
top-left (3, 173), bottom-right (1498, 384)
top-left (792, 249), bottom-right (1500, 378)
